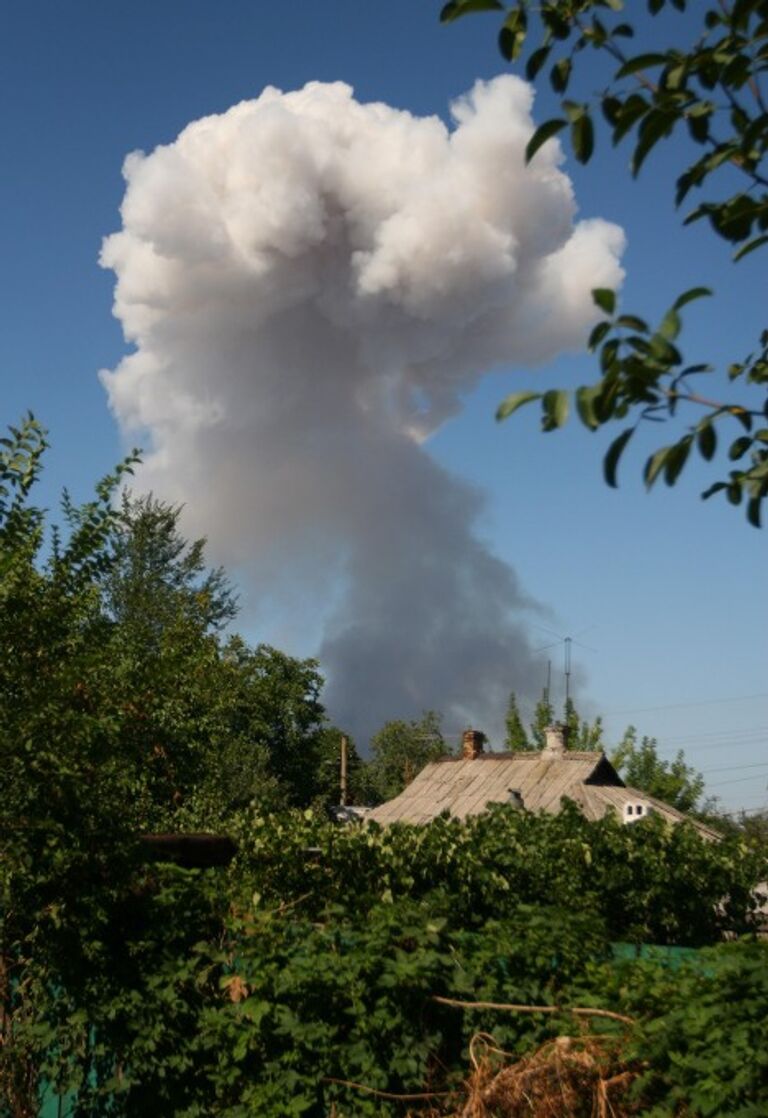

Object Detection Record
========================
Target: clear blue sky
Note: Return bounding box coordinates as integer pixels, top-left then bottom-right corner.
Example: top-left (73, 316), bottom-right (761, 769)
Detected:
top-left (2, 1), bottom-right (766, 811)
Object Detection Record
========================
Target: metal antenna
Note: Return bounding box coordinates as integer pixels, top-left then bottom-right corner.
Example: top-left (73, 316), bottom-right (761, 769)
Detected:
top-left (532, 624), bottom-right (596, 712)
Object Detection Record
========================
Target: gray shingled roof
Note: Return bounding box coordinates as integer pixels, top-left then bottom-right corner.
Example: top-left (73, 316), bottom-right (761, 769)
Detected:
top-left (367, 749), bottom-right (718, 840)
top-left (368, 750), bottom-right (616, 825)
top-left (575, 783), bottom-right (721, 841)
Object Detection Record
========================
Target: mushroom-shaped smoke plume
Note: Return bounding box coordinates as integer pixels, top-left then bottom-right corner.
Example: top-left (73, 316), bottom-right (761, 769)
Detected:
top-left (101, 76), bottom-right (624, 744)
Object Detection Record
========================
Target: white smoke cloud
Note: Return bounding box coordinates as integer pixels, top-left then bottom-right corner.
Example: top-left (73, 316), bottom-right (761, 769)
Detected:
top-left (101, 76), bottom-right (624, 745)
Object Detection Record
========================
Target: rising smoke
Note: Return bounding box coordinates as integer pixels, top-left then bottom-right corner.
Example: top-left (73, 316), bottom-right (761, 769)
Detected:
top-left (101, 77), bottom-right (624, 745)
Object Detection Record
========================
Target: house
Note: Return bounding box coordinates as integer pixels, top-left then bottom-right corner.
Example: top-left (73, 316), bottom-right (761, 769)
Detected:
top-left (367, 724), bottom-right (720, 841)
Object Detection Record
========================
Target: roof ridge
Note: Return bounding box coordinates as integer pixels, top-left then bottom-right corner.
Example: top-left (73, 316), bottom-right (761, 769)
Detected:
top-left (433, 749), bottom-right (606, 763)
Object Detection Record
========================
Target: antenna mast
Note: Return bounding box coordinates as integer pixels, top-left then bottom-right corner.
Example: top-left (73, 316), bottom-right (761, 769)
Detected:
top-left (564, 637), bottom-right (572, 707)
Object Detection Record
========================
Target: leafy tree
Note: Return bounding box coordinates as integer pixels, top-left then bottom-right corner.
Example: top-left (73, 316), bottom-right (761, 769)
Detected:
top-left (564, 697), bottom-right (605, 750)
top-left (441, 0), bottom-right (768, 526)
top-left (738, 807), bottom-right (768, 852)
top-left (529, 691), bottom-right (554, 749)
top-left (365, 710), bottom-right (449, 802)
top-left (0, 416), bottom-right (340, 1112)
top-left (210, 638), bottom-right (329, 811)
top-left (524, 693), bottom-right (604, 751)
top-left (504, 690), bottom-right (530, 749)
top-left (103, 491), bottom-right (237, 639)
top-left (0, 418), bottom-right (335, 832)
top-left (611, 726), bottom-right (707, 813)
top-left (1, 418), bottom-right (147, 1115)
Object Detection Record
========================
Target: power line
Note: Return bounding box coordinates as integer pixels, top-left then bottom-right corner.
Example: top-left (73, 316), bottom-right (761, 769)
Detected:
top-left (668, 736), bottom-right (768, 755)
top-left (604, 693), bottom-right (768, 716)
top-left (660, 724), bottom-right (768, 744)
top-left (706, 776), bottom-right (768, 789)
top-left (716, 805), bottom-right (768, 818)
top-left (702, 761), bottom-right (768, 775)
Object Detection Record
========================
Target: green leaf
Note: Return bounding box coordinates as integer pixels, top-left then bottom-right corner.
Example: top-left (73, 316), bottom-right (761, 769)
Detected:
top-left (525, 119), bottom-right (567, 162)
top-left (562, 99), bottom-right (584, 123)
top-left (592, 288), bottom-right (616, 315)
top-left (496, 390), bottom-right (541, 421)
top-left (603, 427), bottom-right (634, 487)
top-left (672, 286), bottom-right (713, 311)
top-left (659, 306), bottom-right (681, 340)
top-left (498, 24), bottom-right (525, 60)
top-left (526, 46), bottom-right (551, 81)
top-left (701, 481), bottom-right (727, 500)
top-left (571, 111), bottom-right (595, 163)
top-left (697, 422), bottom-right (717, 461)
top-left (729, 435), bottom-right (753, 460)
top-left (541, 389), bottom-right (569, 430)
top-left (730, 408), bottom-right (753, 432)
top-left (644, 446), bottom-right (671, 489)
top-left (649, 333), bottom-right (682, 366)
top-left (733, 234), bottom-right (768, 262)
top-left (616, 53), bottom-right (668, 77)
top-left (612, 94), bottom-right (649, 145)
top-left (588, 321), bottom-right (611, 350)
top-left (551, 58), bottom-right (572, 93)
top-left (440, 0), bottom-right (503, 23)
top-left (746, 495), bottom-right (762, 527)
top-left (663, 437), bottom-right (691, 485)
top-left (632, 109), bottom-right (676, 176)
top-left (576, 386), bottom-right (600, 430)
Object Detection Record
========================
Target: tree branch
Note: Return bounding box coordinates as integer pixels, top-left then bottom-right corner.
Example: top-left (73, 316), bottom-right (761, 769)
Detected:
top-left (432, 995), bottom-right (636, 1027)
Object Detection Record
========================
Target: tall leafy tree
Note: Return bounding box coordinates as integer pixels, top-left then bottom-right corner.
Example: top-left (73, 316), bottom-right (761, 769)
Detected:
top-left (365, 711), bottom-right (449, 803)
top-left (563, 697), bottom-right (605, 750)
top-left (0, 419), bottom-right (335, 831)
top-left (504, 691), bottom-right (530, 750)
top-left (611, 726), bottom-right (706, 814)
top-left (103, 491), bottom-right (237, 639)
top-left (213, 638), bottom-right (328, 811)
top-left (529, 692), bottom-right (554, 749)
top-left (441, 0), bottom-right (768, 526)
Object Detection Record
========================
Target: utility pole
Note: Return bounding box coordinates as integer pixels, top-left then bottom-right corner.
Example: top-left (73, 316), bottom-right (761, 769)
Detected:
top-left (340, 734), bottom-right (348, 807)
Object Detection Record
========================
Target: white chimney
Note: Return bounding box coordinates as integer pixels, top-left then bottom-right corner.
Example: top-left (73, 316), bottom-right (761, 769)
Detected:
top-left (542, 723), bottom-right (566, 757)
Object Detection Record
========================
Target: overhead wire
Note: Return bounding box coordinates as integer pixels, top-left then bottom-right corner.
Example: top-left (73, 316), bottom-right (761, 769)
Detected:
top-left (603, 693), bottom-right (768, 716)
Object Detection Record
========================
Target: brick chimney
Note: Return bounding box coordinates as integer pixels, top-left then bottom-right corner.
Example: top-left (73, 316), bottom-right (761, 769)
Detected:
top-left (462, 728), bottom-right (485, 760)
top-left (542, 723), bottom-right (566, 757)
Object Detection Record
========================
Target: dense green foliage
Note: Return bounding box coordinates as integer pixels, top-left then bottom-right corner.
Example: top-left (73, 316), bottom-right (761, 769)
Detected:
top-left (5, 807), bottom-right (767, 1116)
top-left (3, 418), bottom-right (767, 1116)
top-left (615, 941), bottom-right (768, 1117)
top-left (229, 805), bottom-right (763, 946)
top-left (441, 0), bottom-right (768, 525)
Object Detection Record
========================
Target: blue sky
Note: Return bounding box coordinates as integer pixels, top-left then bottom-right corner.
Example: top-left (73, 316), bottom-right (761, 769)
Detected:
top-left (2, 1), bottom-right (766, 811)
